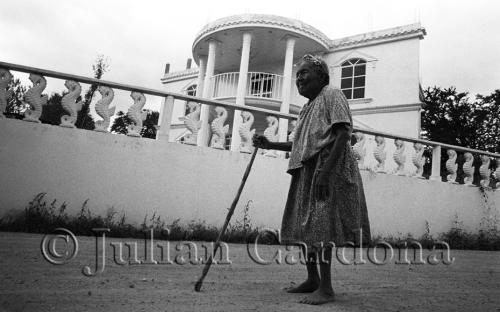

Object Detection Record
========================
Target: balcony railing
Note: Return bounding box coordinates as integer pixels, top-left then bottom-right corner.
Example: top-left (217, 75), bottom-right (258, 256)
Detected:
top-left (1, 61), bottom-right (499, 189)
top-left (209, 72), bottom-right (306, 105)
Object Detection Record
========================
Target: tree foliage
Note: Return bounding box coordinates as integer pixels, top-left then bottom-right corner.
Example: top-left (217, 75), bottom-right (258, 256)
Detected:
top-left (475, 90), bottom-right (500, 153)
top-left (4, 78), bottom-right (28, 119)
top-left (421, 86), bottom-right (499, 184)
top-left (40, 92), bottom-right (66, 125)
top-left (110, 111), bottom-right (132, 135)
top-left (110, 110), bottom-right (159, 139)
top-left (421, 86), bottom-right (499, 153)
top-left (75, 54), bottom-right (110, 130)
top-left (6, 82), bottom-right (72, 125)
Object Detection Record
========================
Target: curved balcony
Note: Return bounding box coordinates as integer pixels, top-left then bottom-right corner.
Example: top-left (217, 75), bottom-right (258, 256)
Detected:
top-left (209, 72), bottom-right (306, 110)
top-left (192, 14), bottom-right (330, 71)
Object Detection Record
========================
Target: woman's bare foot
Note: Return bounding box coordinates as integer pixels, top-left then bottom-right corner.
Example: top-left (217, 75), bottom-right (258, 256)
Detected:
top-left (285, 278), bottom-right (320, 293)
top-left (299, 288), bottom-right (335, 305)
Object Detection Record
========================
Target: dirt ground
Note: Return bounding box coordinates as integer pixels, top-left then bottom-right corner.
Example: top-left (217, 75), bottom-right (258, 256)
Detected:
top-left (1, 231), bottom-right (499, 312)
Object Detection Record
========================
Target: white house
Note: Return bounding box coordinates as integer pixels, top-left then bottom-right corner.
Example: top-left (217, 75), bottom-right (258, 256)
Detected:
top-left (161, 14), bottom-right (426, 149)
top-left (2, 15), bottom-right (499, 238)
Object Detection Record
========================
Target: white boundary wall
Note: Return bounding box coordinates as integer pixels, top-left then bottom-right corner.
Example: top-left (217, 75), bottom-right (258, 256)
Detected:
top-left (1, 118), bottom-right (498, 237)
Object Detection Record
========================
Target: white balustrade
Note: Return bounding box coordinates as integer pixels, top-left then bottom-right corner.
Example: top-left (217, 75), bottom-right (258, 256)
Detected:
top-left (412, 143), bottom-right (426, 179)
top-left (1, 60), bottom-right (499, 190)
top-left (126, 91), bottom-right (147, 137)
top-left (393, 139), bottom-right (407, 176)
top-left (479, 155), bottom-right (491, 187)
top-left (494, 159), bottom-right (500, 189)
top-left (430, 146), bottom-right (442, 181)
top-left (178, 101), bottom-right (201, 145)
top-left (24, 73), bottom-right (48, 123)
top-left (209, 106), bottom-right (229, 150)
top-left (209, 72), bottom-right (306, 105)
top-left (352, 132), bottom-right (367, 169)
top-left (263, 115), bottom-right (279, 157)
top-left (463, 152), bottom-right (475, 186)
top-left (60, 80), bottom-right (83, 128)
top-left (238, 110), bottom-right (255, 154)
top-left (373, 136), bottom-right (387, 173)
top-left (94, 86), bottom-right (115, 132)
top-left (445, 149), bottom-right (458, 183)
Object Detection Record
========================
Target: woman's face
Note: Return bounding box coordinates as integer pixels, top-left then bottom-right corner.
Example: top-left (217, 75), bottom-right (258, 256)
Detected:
top-left (295, 62), bottom-right (325, 100)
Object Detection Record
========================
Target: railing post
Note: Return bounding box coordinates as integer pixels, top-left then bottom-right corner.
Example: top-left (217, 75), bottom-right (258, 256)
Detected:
top-left (156, 95), bottom-right (175, 141)
top-left (430, 145), bottom-right (442, 181)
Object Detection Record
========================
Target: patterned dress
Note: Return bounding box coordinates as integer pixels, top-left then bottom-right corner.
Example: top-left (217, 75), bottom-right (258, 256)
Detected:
top-left (282, 86), bottom-right (371, 250)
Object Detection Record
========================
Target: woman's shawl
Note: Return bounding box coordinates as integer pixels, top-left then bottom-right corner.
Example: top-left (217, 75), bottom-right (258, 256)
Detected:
top-left (287, 85), bottom-right (352, 174)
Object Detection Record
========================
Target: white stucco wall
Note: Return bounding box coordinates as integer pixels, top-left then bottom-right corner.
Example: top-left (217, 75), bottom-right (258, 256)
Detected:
top-left (353, 110), bottom-right (421, 138)
top-left (163, 37), bottom-right (423, 139)
top-left (324, 38), bottom-right (422, 137)
top-left (327, 38), bottom-right (421, 108)
top-left (1, 119), bottom-right (498, 238)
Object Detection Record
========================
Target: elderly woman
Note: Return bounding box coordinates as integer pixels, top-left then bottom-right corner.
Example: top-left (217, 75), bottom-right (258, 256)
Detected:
top-left (253, 54), bottom-right (370, 305)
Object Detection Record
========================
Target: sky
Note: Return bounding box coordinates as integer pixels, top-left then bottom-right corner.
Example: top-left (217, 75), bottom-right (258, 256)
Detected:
top-left (1, 0), bottom-right (499, 113)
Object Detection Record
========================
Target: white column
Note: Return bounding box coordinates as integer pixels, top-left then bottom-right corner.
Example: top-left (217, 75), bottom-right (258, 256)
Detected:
top-left (430, 145), bottom-right (442, 181)
top-left (196, 56), bottom-right (207, 97)
top-left (197, 39), bottom-right (218, 147)
top-left (230, 32), bottom-right (252, 152)
top-left (278, 36), bottom-right (296, 143)
top-left (156, 95), bottom-right (175, 141)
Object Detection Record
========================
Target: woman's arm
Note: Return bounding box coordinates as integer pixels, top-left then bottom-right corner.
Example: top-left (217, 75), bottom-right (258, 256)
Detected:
top-left (318, 124), bottom-right (350, 174)
top-left (315, 124), bottom-right (350, 199)
top-left (252, 135), bottom-right (293, 152)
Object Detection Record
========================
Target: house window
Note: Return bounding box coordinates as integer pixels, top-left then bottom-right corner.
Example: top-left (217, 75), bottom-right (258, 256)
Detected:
top-left (340, 59), bottom-right (366, 99)
top-left (250, 73), bottom-right (273, 98)
top-left (186, 84), bottom-right (197, 96)
top-left (184, 84), bottom-right (197, 115)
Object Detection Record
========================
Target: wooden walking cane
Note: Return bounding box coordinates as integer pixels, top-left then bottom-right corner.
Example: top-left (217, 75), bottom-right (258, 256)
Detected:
top-left (194, 147), bottom-right (259, 292)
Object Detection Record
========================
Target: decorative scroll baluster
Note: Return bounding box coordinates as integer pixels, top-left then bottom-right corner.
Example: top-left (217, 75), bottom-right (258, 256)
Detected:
top-left (412, 143), bottom-right (426, 179)
top-left (494, 159), bottom-right (500, 189)
top-left (24, 73), bottom-right (48, 123)
top-left (126, 91), bottom-right (147, 137)
top-left (210, 106), bottom-right (229, 149)
top-left (60, 80), bottom-right (83, 128)
top-left (288, 120), bottom-right (297, 142)
top-left (178, 101), bottom-right (201, 145)
top-left (393, 139), bottom-right (406, 176)
top-left (479, 155), bottom-right (491, 188)
top-left (238, 111), bottom-right (255, 153)
top-left (373, 136), bottom-right (386, 173)
top-left (463, 152), bottom-right (475, 186)
top-left (263, 115), bottom-right (279, 157)
top-left (352, 132), bottom-right (366, 169)
top-left (94, 86), bottom-right (115, 132)
top-left (445, 149), bottom-right (458, 183)
top-left (0, 69), bottom-right (13, 117)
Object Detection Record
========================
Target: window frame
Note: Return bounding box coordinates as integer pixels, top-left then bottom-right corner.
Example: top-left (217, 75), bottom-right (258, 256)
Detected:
top-left (340, 58), bottom-right (366, 100)
top-left (185, 84), bottom-right (197, 96)
top-left (184, 84), bottom-right (197, 115)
